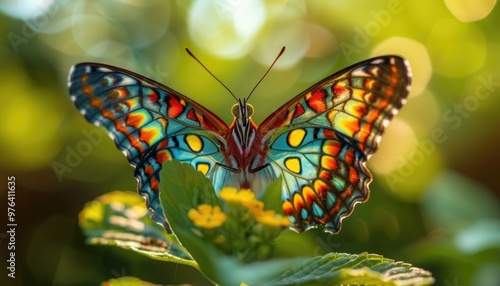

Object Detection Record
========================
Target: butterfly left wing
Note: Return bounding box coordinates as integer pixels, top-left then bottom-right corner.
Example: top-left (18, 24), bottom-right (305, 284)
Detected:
top-left (68, 63), bottom-right (230, 230)
top-left (259, 56), bottom-right (411, 233)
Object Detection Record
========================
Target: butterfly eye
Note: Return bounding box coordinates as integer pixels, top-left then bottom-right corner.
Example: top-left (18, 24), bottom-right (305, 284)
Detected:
top-left (246, 104), bottom-right (254, 117)
top-left (231, 104), bottom-right (239, 117)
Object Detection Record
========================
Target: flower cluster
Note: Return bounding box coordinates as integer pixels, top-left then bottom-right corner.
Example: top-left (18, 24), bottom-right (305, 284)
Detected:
top-left (187, 187), bottom-right (290, 262)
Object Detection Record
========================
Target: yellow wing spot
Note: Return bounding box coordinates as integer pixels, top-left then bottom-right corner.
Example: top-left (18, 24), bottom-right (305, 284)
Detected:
top-left (284, 157), bottom-right (301, 174)
top-left (196, 163), bottom-right (210, 175)
top-left (287, 129), bottom-right (306, 148)
top-left (186, 134), bottom-right (203, 152)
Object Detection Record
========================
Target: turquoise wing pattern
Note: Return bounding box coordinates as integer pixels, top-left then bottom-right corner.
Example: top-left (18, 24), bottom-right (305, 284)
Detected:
top-left (259, 56), bottom-right (411, 233)
top-left (68, 55), bottom-right (411, 235)
top-left (68, 63), bottom-right (230, 231)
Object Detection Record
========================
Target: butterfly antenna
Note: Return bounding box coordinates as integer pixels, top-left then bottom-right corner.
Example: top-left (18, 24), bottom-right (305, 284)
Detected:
top-left (186, 48), bottom-right (238, 101)
top-left (246, 46), bottom-right (286, 101)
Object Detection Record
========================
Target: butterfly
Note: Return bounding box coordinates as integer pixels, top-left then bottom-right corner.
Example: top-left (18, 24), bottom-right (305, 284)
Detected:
top-left (68, 54), bottom-right (411, 234)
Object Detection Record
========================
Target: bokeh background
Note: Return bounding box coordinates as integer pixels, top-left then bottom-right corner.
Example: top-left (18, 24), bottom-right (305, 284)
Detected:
top-left (1, 0), bottom-right (499, 285)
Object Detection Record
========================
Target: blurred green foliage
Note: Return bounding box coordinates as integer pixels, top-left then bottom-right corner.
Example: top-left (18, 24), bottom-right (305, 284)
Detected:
top-left (0, 0), bottom-right (499, 285)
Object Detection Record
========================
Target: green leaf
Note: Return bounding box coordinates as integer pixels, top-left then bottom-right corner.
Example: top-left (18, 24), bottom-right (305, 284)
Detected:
top-left (253, 252), bottom-right (435, 286)
top-left (101, 276), bottom-right (162, 286)
top-left (258, 176), bottom-right (283, 214)
top-left (79, 190), bottom-right (195, 267)
top-left (159, 160), bottom-right (222, 281)
top-left (159, 161), bottom-right (303, 284)
top-left (159, 161), bottom-right (434, 285)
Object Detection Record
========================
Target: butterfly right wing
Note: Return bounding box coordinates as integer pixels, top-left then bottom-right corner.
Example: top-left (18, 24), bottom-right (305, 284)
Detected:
top-left (68, 63), bottom-right (230, 230)
top-left (258, 56), bottom-right (411, 233)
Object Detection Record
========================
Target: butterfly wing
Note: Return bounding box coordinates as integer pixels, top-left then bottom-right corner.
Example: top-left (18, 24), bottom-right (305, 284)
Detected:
top-left (68, 63), bottom-right (230, 230)
top-left (259, 56), bottom-right (411, 233)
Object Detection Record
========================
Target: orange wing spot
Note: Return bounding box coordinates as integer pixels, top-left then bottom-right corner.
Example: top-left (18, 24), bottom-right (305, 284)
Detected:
top-left (126, 113), bottom-right (146, 128)
top-left (292, 104), bottom-right (305, 118)
top-left (124, 98), bottom-right (139, 109)
top-left (149, 90), bottom-right (159, 103)
top-left (111, 87), bottom-right (129, 99)
top-left (306, 90), bottom-right (327, 113)
top-left (376, 98), bottom-right (389, 109)
top-left (350, 102), bottom-right (368, 118)
top-left (186, 109), bottom-right (198, 122)
top-left (322, 129), bottom-right (337, 139)
top-left (81, 74), bottom-right (89, 82)
top-left (322, 140), bottom-right (341, 156)
top-left (167, 95), bottom-right (186, 118)
top-left (313, 179), bottom-right (329, 198)
top-left (357, 124), bottom-right (372, 145)
top-left (321, 155), bottom-right (338, 170)
top-left (292, 193), bottom-right (306, 210)
top-left (344, 148), bottom-right (355, 164)
top-left (333, 82), bottom-right (347, 95)
top-left (319, 170), bottom-right (332, 181)
top-left (385, 86), bottom-right (395, 98)
top-left (89, 97), bottom-right (103, 108)
top-left (156, 150), bottom-right (171, 163)
top-left (390, 74), bottom-right (399, 85)
top-left (302, 186), bottom-right (317, 206)
top-left (366, 93), bottom-right (377, 104)
top-left (150, 177), bottom-right (159, 192)
top-left (128, 135), bottom-right (144, 152)
top-left (282, 200), bottom-right (294, 216)
top-left (82, 85), bottom-right (93, 95)
top-left (364, 78), bottom-right (381, 90)
top-left (139, 128), bottom-right (158, 145)
top-left (337, 115), bottom-right (360, 137)
top-left (366, 109), bottom-right (380, 123)
top-left (101, 109), bottom-right (114, 120)
top-left (145, 165), bottom-right (155, 176)
top-left (349, 167), bottom-right (360, 184)
top-left (158, 139), bottom-right (169, 149)
top-left (114, 120), bottom-right (144, 152)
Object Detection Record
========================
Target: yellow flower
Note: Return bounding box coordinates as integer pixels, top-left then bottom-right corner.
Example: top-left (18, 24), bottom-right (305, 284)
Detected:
top-left (219, 187), bottom-right (255, 204)
top-left (255, 210), bottom-right (291, 228)
top-left (242, 200), bottom-right (264, 216)
top-left (188, 204), bottom-right (227, 229)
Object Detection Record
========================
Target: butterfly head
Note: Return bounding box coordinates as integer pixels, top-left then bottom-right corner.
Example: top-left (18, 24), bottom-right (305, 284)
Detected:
top-left (231, 99), bottom-right (254, 127)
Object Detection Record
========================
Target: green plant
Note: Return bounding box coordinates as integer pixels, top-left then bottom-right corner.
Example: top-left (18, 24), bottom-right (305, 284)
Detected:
top-left (80, 160), bottom-right (434, 285)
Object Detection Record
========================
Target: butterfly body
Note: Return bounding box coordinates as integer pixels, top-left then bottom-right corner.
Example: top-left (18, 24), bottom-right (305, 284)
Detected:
top-left (69, 55), bottom-right (411, 233)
